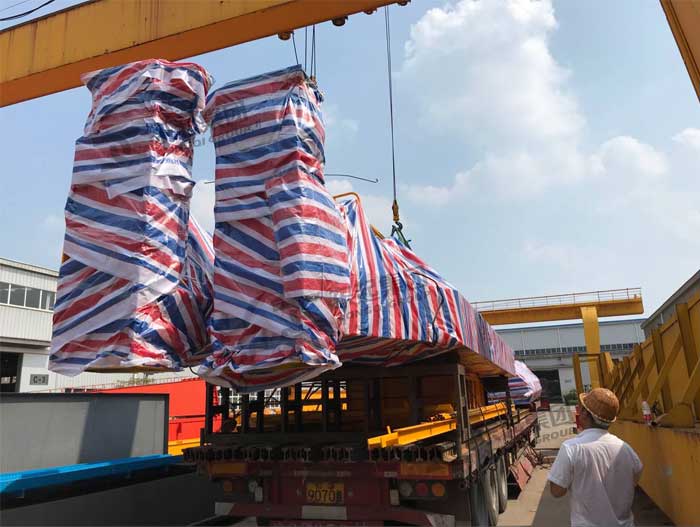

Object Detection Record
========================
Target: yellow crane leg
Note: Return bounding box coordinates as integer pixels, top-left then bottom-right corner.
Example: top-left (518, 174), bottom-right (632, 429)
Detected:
top-left (0, 0), bottom-right (400, 107)
top-left (572, 353), bottom-right (584, 395)
top-left (581, 305), bottom-right (601, 388)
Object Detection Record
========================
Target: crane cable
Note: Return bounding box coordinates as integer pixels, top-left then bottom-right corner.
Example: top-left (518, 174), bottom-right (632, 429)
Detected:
top-left (384, 6), bottom-right (410, 248)
top-left (310, 25), bottom-right (317, 79)
top-left (295, 25), bottom-right (316, 79)
top-left (292, 31), bottom-right (300, 66)
top-left (0, 0), bottom-right (54, 21)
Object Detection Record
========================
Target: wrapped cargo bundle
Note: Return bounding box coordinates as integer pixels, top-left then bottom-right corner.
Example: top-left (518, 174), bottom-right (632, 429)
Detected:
top-left (198, 66), bottom-right (351, 391)
top-left (335, 195), bottom-right (515, 377)
top-left (488, 360), bottom-right (542, 406)
top-left (49, 60), bottom-right (214, 375)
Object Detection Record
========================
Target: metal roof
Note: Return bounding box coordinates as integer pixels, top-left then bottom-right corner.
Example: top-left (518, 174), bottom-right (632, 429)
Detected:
top-left (0, 257), bottom-right (58, 278)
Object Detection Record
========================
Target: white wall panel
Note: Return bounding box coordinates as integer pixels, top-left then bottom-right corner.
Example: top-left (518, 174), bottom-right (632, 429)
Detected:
top-left (0, 305), bottom-right (53, 342)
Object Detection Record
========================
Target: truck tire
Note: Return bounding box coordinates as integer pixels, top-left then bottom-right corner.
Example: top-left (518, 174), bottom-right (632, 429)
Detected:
top-left (470, 467), bottom-right (499, 526)
top-left (469, 477), bottom-right (489, 526)
top-left (482, 466), bottom-right (499, 526)
top-left (496, 456), bottom-right (508, 514)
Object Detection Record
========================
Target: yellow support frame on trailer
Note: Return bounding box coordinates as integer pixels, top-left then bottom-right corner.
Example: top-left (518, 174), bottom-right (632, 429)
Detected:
top-left (367, 403), bottom-right (508, 449)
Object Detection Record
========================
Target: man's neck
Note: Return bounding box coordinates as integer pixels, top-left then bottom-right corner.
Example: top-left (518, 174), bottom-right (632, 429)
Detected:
top-left (580, 426), bottom-right (606, 434)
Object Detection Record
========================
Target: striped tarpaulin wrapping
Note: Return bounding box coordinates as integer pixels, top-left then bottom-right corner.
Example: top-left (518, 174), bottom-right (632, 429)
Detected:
top-left (335, 195), bottom-right (516, 378)
top-left (198, 66), bottom-right (351, 390)
top-left (49, 59), bottom-right (215, 374)
top-left (488, 360), bottom-right (542, 406)
top-left (197, 191), bottom-right (515, 391)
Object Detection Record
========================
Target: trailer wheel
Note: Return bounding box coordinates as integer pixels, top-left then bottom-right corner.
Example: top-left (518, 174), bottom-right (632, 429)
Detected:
top-left (483, 466), bottom-right (499, 526)
top-left (468, 477), bottom-right (489, 526)
top-left (470, 467), bottom-right (499, 526)
top-left (496, 456), bottom-right (508, 514)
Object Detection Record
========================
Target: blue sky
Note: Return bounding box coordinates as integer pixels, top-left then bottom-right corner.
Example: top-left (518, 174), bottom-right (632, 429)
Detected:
top-left (1, 0), bottom-right (699, 316)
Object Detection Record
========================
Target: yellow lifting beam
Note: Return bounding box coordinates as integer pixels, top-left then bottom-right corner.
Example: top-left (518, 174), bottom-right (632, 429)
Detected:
top-left (367, 403), bottom-right (507, 449)
top-left (0, 0), bottom-right (401, 107)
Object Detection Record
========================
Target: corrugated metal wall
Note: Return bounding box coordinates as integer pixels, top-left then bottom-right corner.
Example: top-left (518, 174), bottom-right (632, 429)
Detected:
top-left (0, 259), bottom-right (57, 345)
top-left (0, 306), bottom-right (53, 343)
top-left (0, 259), bottom-right (57, 291)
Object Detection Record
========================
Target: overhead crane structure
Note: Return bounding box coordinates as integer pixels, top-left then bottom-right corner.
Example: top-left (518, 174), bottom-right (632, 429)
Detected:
top-left (0, 0), bottom-right (408, 107)
top-left (661, 0), bottom-right (700, 102)
top-left (473, 288), bottom-right (644, 387)
top-left (1, 2), bottom-right (699, 525)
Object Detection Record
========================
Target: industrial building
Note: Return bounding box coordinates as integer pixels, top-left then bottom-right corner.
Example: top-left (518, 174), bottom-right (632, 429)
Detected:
top-left (495, 319), bottom-right (646, 402)
top-left (0, 258), bottom-right (58, 393)
top-left (641, 269), bottom-right (700, 337)
top-left (0, 257), bottom-right (193, 393)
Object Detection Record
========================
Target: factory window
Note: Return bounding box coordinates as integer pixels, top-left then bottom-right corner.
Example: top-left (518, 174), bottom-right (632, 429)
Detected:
top-left (9, 285), bottom-right (25, 306)
top-left (25, 287), bottom-right (41, 309)
top-left (0, 282), bottom-right (56, 311)
top-left (42, 291), bottom-right (56, 310)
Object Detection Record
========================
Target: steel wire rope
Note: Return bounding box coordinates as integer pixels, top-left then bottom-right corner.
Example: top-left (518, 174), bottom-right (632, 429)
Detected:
top-left (0, 0), bottom-right (54, 21)
top-left (311, 25), bottom-right (317, 78)
top-left (384, 6), bottom-right (410, 248)
top-left (291, 31), bottom-right (300, 65)
top-left (0, 0), bottom-right (34, 13)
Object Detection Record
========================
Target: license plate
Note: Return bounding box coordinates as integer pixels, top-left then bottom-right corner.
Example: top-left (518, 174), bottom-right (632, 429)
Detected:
top-left (305, 482), bottom-right (345, 504)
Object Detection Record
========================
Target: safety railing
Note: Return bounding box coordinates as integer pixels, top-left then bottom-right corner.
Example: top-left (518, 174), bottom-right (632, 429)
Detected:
top-left (34, 374), bottom-right (198, 393)
top-left (572, 290), bottom-right (700, 428)
top-left (472, 287), bottom-right (642, 312)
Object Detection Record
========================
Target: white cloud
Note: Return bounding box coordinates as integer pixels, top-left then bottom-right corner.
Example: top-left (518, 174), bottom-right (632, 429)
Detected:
top-left (397, 0), bottom-right (699, 250)
top-left (521, 240), bottom-right (613, 291)
top-left (42, 214), bottom-right (64, 232)
top-left (402, 0), bottom-right (582, 145)
top-left (323, 104), bottom-right (359, 138)
top-left (400, 0), bottom-right (587, 200)
top-left (591, 136), bottom-right (668, 184)
top-left (402, 171), bottom-right (469, 206)
top-left (673, 128), bottom-right (700, 150)
top-left (589, 135), bottom-right (700, 244)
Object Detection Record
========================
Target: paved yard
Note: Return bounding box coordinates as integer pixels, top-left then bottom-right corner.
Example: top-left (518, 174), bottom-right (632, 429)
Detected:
top-left (498, 406), bottom-right (672, 526)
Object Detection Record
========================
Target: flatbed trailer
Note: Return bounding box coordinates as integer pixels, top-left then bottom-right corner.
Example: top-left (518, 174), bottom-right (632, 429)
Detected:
top-left (185, 353), bottom-right (540, 526)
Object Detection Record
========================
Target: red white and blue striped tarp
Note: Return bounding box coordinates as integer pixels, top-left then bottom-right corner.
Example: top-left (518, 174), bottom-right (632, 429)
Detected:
top-left (198, 66), bottom-right (351, 390)
top-left (49, 59), bottom-right (215, 374)
top-left (489, 360), bottom-right (542, 406)
top-left (335, 195), bottom-right (515, 378)
top-left (49, 61), bottom-right (515, 388)
top-left (198, 191), bottom-right (515, 391)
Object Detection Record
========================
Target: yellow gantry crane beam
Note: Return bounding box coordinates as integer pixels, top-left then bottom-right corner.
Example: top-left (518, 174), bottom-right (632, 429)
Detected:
top-left (474, 290), bottom-right (644, 326)
top-left (474, 288), bottom-right (644, 388)
top-left (661, 0), bottom-right (700, 103)
top-left (0, 0), bottom-right (402, 107)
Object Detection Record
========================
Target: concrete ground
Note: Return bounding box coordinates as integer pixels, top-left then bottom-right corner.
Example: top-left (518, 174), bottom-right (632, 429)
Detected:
top-left (498, 405), bottom-right (673, 526)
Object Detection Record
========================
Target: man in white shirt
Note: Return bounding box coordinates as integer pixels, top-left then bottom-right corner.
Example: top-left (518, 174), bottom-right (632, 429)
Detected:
top-left (548, 388), bottom-right (643, 527)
